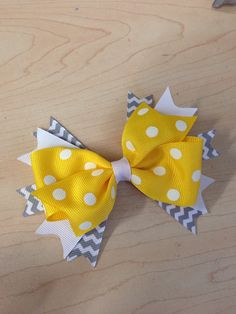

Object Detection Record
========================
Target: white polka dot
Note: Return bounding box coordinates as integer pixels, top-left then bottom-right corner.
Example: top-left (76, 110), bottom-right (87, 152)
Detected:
top-left (131, 174), bottom-right (142, 185)
top-left (138, 108), bottom-right (149, 116)
top-left (84, 162), bottom-right (96, 170)
top-left (52, 188), bottom-right (66, 200)
top-left (60, 149), bottom-right (72, 160)
top-left (44, 175), bottom-right (56, 185)
top-left (167, 189), bottom-right (180, 201)
top-left (153, 166), bottom-right (166, 176)
top-left (92, 169), bottom-right (104, 176)
top-left (126, 140), bottom-right (135, 152)
top-left (111, 186), bottom-right (116, 199)
top-left (79, 221), bottom-right (92, 230)
top-left (192, 170), bottom-right (201, 182)
top-left (84, 193), bottom-right (96, 206)
top-left (146, 126), bottom-right (159, 138)
top-left (170, 148), bottom-right (182, 160)
top-left (175, 120), bottom-right (187, 132)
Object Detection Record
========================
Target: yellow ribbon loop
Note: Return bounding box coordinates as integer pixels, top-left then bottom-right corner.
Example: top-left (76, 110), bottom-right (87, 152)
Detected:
top-left (31, 103), bottom-right (203, 236)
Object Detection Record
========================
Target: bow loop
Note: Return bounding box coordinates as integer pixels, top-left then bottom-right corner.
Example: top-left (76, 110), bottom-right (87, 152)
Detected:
top-left (122, 102), bottom-right (197, 167)
top-left (131, 136), bottom-right (203, 206)
top-left (31, 148), bottom-right (117, 236)
top-left (31, 147), bottom-right (111, 188)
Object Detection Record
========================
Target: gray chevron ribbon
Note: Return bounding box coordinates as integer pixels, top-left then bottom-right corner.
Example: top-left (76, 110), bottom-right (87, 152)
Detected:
top-left (158, 202), bottom-right (202, 234)
top-left (48, 117), bottom-right (85, 148)
top-left (17, 184), bottom-right (44, 216)
top-left (18, 117), bottom-right (107, 266)
top-left (127, 91), bottom-right (153, 118)
top-left (198, 130), bottom-right (220, 160)
top-left (67, 220), bottom-right (107, 267)
top-left (33, 117), bottom-right (85, 148)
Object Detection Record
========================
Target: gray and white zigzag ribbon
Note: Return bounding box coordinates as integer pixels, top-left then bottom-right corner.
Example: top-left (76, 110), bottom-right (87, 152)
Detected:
top-left (17, 184), bottom-right (44, 216)
top-left (67, 220), bottom-right (107, 267)
top-left (127, 91), bottom-right (154, 118)
top-left (198, 129), bottom-right (220, 160)
top-left (47, 117), bottom-right (85, 148)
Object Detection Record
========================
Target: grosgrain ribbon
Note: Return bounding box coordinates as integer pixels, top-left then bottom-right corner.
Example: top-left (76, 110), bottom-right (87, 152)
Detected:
top-left (111, 157), bottom-right (131, 183)
top-left (30, 102), bottom-right (203, 237)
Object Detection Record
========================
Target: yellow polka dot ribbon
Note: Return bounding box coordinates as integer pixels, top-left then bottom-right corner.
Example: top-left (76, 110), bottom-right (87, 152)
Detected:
top-left (31, 103), bottom-right (203, 236)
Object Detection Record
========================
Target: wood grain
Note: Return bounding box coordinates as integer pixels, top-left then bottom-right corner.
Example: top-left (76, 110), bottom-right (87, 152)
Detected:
top-left (0, 1), bottom-right (236, 313)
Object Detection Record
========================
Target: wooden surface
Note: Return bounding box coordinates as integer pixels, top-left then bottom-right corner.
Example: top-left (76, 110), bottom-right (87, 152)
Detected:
top-left (0, 1), bottom-right (236, 313)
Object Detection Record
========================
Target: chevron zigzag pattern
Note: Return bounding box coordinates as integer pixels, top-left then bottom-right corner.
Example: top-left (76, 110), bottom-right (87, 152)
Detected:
top-left (198, 129), bottom-right (219, 160)
top-left (48, 117), bottom-right (85, 148)
top-left (127, 91), bottom-right (153, 118)
top-left (67, 220), bottom-right (107, 267)
top-left (17, 184), bottom-right (44, 216)
top-left (158, 202), bottom-right (202, 234)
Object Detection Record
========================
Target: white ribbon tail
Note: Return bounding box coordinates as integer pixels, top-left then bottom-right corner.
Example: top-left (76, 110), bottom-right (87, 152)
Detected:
top-left (154, 87), bottom-right (198, 116)
top-left (36, 220), bottom-right (82, 259)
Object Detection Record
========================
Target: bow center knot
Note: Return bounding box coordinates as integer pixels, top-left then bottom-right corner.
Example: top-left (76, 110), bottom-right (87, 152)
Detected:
top-left (111, 157), bottom-right (131, 183)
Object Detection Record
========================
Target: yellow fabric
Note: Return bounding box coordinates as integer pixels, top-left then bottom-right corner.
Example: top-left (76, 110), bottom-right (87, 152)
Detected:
top-left (31, 103), bottom-right (203, 236)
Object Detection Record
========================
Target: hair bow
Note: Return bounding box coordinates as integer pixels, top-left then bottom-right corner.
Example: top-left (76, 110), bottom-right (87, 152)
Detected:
top-left (17, 88), bottom-right (219, 266)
